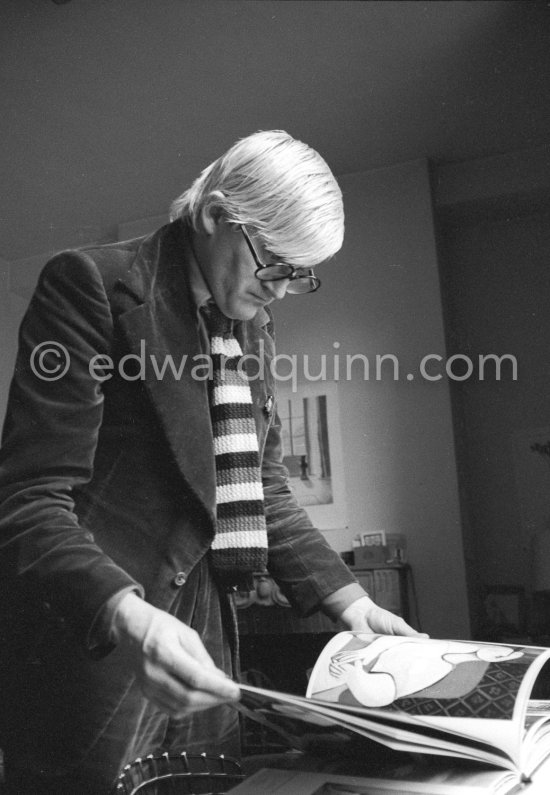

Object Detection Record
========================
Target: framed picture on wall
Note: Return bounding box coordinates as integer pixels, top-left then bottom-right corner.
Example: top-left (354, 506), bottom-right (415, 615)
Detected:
top-left (362, 530), bottom-right (387, 547)
top-left (276, 381), bottom-right (347, 530)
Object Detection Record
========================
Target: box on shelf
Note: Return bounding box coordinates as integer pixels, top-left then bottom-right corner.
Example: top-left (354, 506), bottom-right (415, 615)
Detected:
top-left (348, 533), bottom-right (407, 569)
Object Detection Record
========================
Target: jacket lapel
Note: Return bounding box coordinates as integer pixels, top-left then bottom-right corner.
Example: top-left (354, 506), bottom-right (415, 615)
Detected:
top-left (114, 222), bottom-right (217, 519)
top-left (235, 314), bottom-right (275, 462)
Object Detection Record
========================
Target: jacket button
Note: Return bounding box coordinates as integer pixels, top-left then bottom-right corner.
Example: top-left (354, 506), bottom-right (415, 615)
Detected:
top-left (173, 572), bottom-right (187, 587)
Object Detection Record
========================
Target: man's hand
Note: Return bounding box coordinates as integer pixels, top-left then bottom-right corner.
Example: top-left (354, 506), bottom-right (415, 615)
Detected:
top-left (112, 593), bottom-right (240, 718)
top-left (339, 595), bottom-right (428, 637)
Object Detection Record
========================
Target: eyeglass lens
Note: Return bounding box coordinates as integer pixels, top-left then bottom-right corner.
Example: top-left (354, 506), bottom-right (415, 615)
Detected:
top-left (255, 265), bottom-right (319, 292)
top-left (286, 278), bottom-right (320, 294)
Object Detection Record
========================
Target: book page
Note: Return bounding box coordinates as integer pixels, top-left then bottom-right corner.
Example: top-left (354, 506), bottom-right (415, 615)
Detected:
top-left (528, 700), bottom-right (550, 716)
top-left (238, 684), bottom-right (516, 771)
top-left (306, 632), bottom-right (550, 770)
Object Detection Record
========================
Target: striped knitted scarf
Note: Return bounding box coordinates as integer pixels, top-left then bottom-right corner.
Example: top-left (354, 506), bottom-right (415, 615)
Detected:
top-left (204, 304), bottom-right (268, 578)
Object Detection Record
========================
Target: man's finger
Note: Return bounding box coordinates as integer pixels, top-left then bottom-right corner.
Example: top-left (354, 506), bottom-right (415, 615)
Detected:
top-left (172, 659), bottom-right (240, 700)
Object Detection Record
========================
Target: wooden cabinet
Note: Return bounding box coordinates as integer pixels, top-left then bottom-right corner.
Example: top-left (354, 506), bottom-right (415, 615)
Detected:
top-left (350, 566), bottom-right (410, 621)
top-left (237, 565), bottom-right (410, 637)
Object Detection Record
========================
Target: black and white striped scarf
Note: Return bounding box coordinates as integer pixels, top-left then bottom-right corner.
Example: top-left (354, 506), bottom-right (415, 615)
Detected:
top-left (205, 304), bottom-right (268, 577)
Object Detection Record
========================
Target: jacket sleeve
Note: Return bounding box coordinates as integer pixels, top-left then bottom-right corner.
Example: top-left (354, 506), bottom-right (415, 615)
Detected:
top-left (261, 406), bottom-right (360, 617)
top-left (0, 251), bottom-right (144, 649)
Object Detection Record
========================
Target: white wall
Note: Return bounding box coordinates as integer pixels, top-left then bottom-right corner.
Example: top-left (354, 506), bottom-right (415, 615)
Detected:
top-left (273, 159), bottom-right (470, 639)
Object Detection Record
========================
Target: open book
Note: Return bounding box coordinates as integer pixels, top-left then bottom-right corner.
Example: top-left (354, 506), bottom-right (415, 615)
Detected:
top-left (236, 632), bottom-right (550, 794)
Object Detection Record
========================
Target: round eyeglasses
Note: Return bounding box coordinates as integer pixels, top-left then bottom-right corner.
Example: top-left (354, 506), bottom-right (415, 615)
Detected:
top-left (240, 225), bottom-right (321, 294)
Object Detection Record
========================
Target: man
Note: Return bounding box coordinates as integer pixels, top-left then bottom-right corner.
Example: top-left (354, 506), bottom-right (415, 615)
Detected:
top-left (0, 130), bottom-right (420, 793)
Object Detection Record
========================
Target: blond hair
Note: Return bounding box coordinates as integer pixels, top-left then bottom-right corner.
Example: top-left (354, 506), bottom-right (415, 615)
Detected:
top-left (170, 130), bottom-right (344, 266)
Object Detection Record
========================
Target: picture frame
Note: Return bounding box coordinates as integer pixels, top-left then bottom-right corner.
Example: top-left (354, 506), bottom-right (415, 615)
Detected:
top-left (361, 530), bottom-right (387, 548)
top-left (276, 381), bottom-right (347, 530)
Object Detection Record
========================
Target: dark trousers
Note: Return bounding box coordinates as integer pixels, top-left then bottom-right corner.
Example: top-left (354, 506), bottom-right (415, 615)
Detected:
top-left (2, 558), bottom-right (240, 794)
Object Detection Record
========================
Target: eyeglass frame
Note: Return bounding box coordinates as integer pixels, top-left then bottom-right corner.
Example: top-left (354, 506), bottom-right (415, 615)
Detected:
top-left (239, 225), bottom-right (321, 294)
